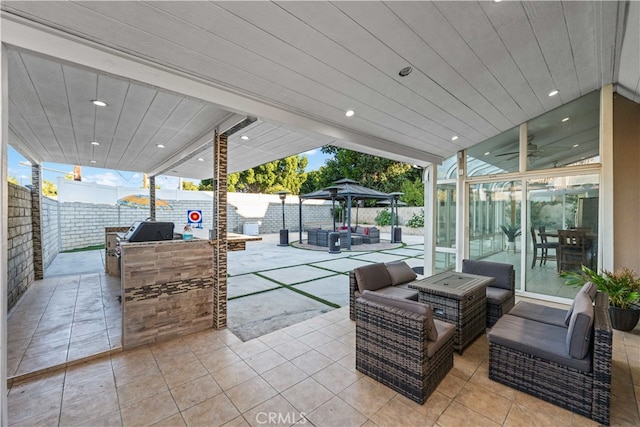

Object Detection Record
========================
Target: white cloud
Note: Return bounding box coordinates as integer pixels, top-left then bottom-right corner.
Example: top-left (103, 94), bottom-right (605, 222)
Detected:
top-left (132, 173), bottom-right (141, 179)
top-left (302, 149), bottom-right (317, 156)
top-left (83, 172), bottom-right (126, 187)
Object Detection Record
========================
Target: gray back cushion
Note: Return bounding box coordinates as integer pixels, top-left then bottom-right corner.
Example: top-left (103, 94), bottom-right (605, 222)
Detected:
top-left (564, 281), bottom-right (597, 326)
top-left (354, 264), bottom-right (392, 293)
top-left (566, 292), bottom-right (594, 359)
top-left (361, 291), bottom-right (438, 341)
top-left (461, 259), bottom-right (514, 291)
top-left (385, 261), bottom-right (417, 286)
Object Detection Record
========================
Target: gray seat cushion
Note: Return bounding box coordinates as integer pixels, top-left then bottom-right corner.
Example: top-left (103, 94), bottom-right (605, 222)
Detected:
top-left (566, 292), bottom-right (594, 359)
top-left (361, 290), bottom-right (437, 342)
top-left (564, 281), bottom-right (598, 326)
top-left (426, 320), bottom-right (455, 358)
top-left (462, 259), bottom-right (514, 290)
top-left (486, 286), bottom-right (512, 305)
top-left (354, 263), bottom-right (392, 293)
top-left (507, 301), bottom-right (568, 328)
top-left (385, 261), bottom-right (418, 286)
top-left (488, 314), bottom-right (591, 372)
top-left (374, 286), bottom-right (419, 301)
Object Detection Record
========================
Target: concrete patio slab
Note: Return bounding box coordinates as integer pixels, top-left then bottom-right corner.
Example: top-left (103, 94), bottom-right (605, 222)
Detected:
top-left (45, 250), bottom-right (105, 277)
top-left (349, 252), bottom-right (408, 264)
top-left (228, 274), bottom-right (281, 299)
top-left (258, 265), bottom-right (336, 285)
top-left (309, 258), bottom-right (374, 274)
top-left (380, 247), bottom-right (424, 257)
top-left (227, 288), bottom-right (333, 341)
top-left (291, 275), bottom-right (350, 307)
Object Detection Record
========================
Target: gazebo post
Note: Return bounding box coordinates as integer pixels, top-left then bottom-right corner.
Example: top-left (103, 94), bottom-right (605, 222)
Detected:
top-left (347, 194), bottom-right (352, 249)
top-left (299, 198), bottom-right (303, 243)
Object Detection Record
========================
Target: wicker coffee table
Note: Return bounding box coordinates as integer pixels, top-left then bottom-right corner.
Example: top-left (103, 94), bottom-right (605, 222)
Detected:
top-left (409, 271), bottom-right (494, 354)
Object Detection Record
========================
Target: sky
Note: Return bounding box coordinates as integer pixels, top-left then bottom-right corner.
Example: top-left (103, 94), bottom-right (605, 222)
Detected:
top-left (7, 145), bottom-right (329, 189)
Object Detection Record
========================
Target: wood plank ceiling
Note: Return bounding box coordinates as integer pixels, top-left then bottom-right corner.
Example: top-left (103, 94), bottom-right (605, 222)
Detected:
top-left (1, 1), bottom-right (635, 179)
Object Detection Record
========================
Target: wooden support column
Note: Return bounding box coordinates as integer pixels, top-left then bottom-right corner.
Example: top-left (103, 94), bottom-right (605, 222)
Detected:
top-left (149, 176), bottom-right (156, 220)
top-left (31, 164), bottom-right (43, 280)
top-left (213, 131), bottom-right (228, 328)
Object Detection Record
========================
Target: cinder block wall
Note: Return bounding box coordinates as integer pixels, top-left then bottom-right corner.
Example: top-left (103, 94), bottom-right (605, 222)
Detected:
top-left (41, 196), bottom-right (60, 270)
top-left (7, 183), bottom-right (34, 310)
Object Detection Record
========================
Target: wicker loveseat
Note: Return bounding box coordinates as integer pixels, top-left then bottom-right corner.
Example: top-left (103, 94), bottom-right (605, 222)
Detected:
top-left (488, 288), bottom-right (612, 425)
top-left (351, 226), bottom-right (380, 244)
top-left (355, 290), bottom-right (455, 404)
top-left (349, 261), bottom-right (420, 320)
top-left (461, 259), bottom-right (515, 327)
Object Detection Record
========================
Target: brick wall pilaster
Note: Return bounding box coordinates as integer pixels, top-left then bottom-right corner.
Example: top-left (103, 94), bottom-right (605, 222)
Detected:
top-left (213, 131), bottom-right (228, 328)
top-left (149, 176), bottom-right (156, 220)
top-left (31, 165), bottom-right (43, 280)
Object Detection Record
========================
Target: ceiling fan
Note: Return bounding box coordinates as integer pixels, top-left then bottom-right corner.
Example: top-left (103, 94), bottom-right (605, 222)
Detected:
top-left (495, 136), bottom-right (570, 159)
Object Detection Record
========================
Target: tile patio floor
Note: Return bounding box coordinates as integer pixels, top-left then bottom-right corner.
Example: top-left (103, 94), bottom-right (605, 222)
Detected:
top-left (6, 233), bottom-right (640, 426)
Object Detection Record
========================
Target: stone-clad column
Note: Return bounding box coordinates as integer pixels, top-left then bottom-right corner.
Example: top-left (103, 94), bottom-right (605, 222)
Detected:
top-left (213, 131), bottom-right (228, 328)
top-left (31, 164), bottom-right (43, 280)
top-left (149, 176), bottom-right (156, 220)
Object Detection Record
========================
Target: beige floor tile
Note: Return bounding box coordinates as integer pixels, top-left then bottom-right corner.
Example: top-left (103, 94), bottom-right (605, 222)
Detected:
top-left (280, 323), bottom-right (315, 338)
top-left (150, 337), bottom-right (190, 360)
top-left (116, 372), bottom-right (168, 405)
top-left (181, 393), bottom-right (240, 427)
top-left (317, 323), bottom-right (351, 340)
top-left (16, 351), bottom-right (68, 376)
top-left (23, 337), bottom-right (69, 359)
top-left (369, 396), bottom-right (429, 427)
top-left (314, 339), bottom-right (353, 362)
top-left (449, 354), bottom-right (482, 381)
top-left (63, 370), bottom-right (116, 404)
top-left (272, 339), bottom-right (312, 360)
top-left (300, 316), bottom-right (333, 331)
top-left (160, 358), bottom-right (208, 389)
top-left (226, 376), bottom-right (278, 413)
top-left (60, 388), bottom-right (119, 426)
top-left (244, 348), bottom-right (287, 374)
top-left (170, 373), bottom-right (223, 411)
top-left (434, 370), bottom-right (466, 399)
top-left (30, 327), bottom-right (72, 345)
top-left (281, 377), bottom-right (335, 414)
top-left (230, 338), bottom-right (270, 359)
top-left (8, 387), bottom-right (63, 425)
top-left (468, 361), bottom-right (517, 400)
top-left (437, 400), bottom-right (500, 427)
top-left (261, 361), bottom-right (308, 393)
top-left (242, 395), bottom-right (302, 427)
top-left (113, 359), bottom-right (162, 388)
top-left (454, 381), bottom-right (511, 424)
top-left (312, 361), bottom-right (361, 394)
top-left (121, 389), bottom-right (179, 427)
top-left (65, 356), bottom-right (113, 382)
top-left (211, 360), bottom-right (258, 390)
top-left (199, 346), bottom-right (243, 372)
top-left (8, 369), bottom-right (65, 397)
top-left (307, 396), bottom-right (368, 427)
top-left (183, 334), bottom-right (227, 357)
top-left (150, 413), bottom-right (186, 427)
top-left (222, 415), bottom-right (251, 427)
top-left (258, 329), bottom-right (295, 348)
top-left (296, 330), bottom-right (333, 348)
top-left (154, 349), bottom-right (198, 372)
top-left (338, 377), bottom-right (396, 418)
top-left (291, 349), bottom-right (333, 375)
top-left (85, 410), bottom-right (123, 427)
top-left (336, 351), bottom-right (356, 370)
top-left (507, 392), bottom-right (573, 426)
top-left (335, 330), bottom-right (356, 346)
top-left (8, 409), bottom-right (60, 427)
top-left (410, 391), bottom-right (453, 422)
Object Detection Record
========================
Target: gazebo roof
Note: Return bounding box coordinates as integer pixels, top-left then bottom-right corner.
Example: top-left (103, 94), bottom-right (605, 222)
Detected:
top-left (300, 178), bottom-right (391, 201)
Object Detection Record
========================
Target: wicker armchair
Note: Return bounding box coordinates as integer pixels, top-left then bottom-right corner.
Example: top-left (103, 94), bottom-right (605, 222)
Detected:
top-left (461, 259), bottom-right (515, 327)
top-left (355, 292), bottom-right (455, 404)
top-left (488, 292), bottom-right (612, 425)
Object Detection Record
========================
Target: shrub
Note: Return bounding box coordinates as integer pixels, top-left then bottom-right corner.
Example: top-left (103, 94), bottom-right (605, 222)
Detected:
top-left (406, 210), bottom-right (424, 228)
top-left (375, 209), bottom-right (392, 226)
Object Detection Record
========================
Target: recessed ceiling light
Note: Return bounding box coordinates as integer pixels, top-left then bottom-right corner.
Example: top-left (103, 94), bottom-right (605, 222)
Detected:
top-left (345, 110), bottom-right (355, 117)
top-left (91, 99), bottom-right (108, 107)
top-left (562, 117), bottom-right (570, 122)
top-left (548, 90), bottom-right (559, 97)
top-left (240, 135), bottom-right (249, 140)
top-left (90, 141), bottom-right (100, 146)
top-left (451, 136), bottom-right (459, 141)
top-left (156, 144), bottom-right (165, 148)
top-left (398, 66), bottom-right (413, 77)
top-left (484, 152), bottom-right (490, 156)
top-left (197, 158), bottom-right (204, 162)
top-left (494, 0), bottom-right (502, 3)
top-left (573, 144), bottom-right (580, 148)
top-left (90, 160), bottom-right (97, 164)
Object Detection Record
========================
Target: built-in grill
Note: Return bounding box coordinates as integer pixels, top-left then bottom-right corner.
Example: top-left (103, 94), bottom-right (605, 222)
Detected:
top-left (121, 221), bottom-right (175, 242)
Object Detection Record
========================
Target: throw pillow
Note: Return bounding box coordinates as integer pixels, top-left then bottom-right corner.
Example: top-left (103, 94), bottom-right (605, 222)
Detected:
top-left (385, 261), bottom-right (418, 286)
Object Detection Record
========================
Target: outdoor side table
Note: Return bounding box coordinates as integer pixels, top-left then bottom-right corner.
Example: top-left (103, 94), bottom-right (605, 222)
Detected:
top-left (409, 271), bottom-right (494, 354)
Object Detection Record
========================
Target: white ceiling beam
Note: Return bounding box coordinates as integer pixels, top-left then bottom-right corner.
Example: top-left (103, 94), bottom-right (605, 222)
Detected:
top-left (1, 15), bottom-right (442, 166)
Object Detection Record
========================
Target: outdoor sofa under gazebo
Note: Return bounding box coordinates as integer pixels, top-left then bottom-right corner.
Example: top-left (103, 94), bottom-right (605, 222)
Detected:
top-left (298, 178), bottom-right (399, 250)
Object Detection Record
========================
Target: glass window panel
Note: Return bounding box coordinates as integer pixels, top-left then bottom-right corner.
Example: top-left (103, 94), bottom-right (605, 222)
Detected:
top-left (466, 127), bottom-right (520, 176)
top-left (527, 91), bottom-right (600, 171)
top-left (436, 183), bottom-right (456, 248)
top-left (525, 174), bottom-right (599, 298)
top-left (437, 155), bottom-right (458, 180)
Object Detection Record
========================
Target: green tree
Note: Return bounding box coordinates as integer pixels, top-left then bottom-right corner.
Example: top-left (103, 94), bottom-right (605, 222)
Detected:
top-left (401, 178), bottom-right (424, 206)
top-left (182, 180), bottom-right (199, 191)
top-left (228, 155), bottom-right (308, 194)
top-left (42, 180), bottom-right (57, 197)
top-left (198, 178), bottom-right (214, 191)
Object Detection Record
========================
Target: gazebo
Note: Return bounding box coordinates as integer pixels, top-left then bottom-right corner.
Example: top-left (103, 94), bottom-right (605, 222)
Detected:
top-left (299, 178), bottom-right (394, 249)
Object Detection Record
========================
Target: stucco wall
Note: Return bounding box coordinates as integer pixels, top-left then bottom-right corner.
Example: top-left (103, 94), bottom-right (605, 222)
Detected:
top-left (613, 94), bottom-right (640, 272)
